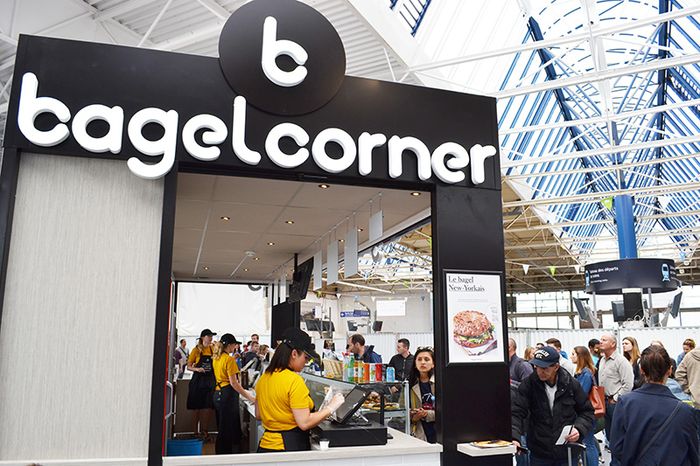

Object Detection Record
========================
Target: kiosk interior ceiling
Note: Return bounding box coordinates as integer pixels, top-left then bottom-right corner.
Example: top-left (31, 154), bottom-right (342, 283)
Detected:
top-left (173, 173), bottom-right (430, 289)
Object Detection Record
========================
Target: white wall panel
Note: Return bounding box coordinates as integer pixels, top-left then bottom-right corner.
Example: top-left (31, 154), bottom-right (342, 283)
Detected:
top-left (509, 327), bottom-right (699, 361)
top-left (0, 154), bottom-right (163, 460)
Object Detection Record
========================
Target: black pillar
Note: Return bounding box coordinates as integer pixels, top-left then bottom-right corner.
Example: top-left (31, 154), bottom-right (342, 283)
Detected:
top-left (432, 185), bottom-right (510, 466)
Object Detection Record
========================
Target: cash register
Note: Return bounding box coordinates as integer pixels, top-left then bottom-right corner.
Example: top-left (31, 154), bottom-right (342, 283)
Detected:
top-left (312, 386), bottom-right (388, 447)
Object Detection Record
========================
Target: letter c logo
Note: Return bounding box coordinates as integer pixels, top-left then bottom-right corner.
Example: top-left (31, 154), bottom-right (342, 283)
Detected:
top-left (261, 16), bottom-right (308, 87)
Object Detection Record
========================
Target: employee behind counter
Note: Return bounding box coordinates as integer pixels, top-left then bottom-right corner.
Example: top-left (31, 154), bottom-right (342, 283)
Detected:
top-left (255, 327), bottom-right (345, 452)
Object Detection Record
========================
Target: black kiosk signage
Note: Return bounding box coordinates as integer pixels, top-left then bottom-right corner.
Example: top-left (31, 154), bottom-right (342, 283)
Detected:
top-left (1, 1), bottom-right (508, 465)
top-left (584, 258), bottom-right (679, 324)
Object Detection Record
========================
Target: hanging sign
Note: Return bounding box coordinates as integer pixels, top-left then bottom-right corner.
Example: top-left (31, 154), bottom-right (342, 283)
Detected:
top-left (340, 309), bottom-right (371, 318)
top-left (312, 250), bottom-right (323, 291)
top-left (584, 258), bottom-right (678, 295)
top-left (327, 238), bottom-right (338, 285)
top-left (344, 222), bottom-right (358, 278)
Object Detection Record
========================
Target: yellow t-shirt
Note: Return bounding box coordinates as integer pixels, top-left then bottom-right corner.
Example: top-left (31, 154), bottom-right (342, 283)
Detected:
top-left (212, 353), bottom-right (240, 390)
top-left (188, 345), bottom-right (213, 367)
top-left (256, 369), bottom-right (314, 450)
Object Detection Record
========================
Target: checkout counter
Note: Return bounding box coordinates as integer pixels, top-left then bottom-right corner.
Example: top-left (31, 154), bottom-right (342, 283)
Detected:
top-left (165, 370), bottom-right (441, 465)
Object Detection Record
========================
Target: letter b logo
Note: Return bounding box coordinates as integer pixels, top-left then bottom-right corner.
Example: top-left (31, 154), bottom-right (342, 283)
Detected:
top-left (261, 16), bottom-right (307, 87)
top-left (219, 0), bottom-right (345, 116)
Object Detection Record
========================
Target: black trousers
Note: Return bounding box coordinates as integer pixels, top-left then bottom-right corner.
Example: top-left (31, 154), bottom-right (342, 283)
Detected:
top-left (213, 386), bottom-right (241, 454)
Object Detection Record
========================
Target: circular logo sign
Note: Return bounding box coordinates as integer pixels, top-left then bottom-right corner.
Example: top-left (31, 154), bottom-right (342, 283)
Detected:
top-left (218, 0), bottom-right (346, 116)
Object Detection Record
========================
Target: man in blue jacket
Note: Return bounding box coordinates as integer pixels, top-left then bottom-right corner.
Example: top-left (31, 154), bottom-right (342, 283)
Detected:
top-left (348, 333), bottom-right (382, 363)
top-left (610, 345), bottom-right (699, 466)
top-left (512, 346), bottom-right (595, 466)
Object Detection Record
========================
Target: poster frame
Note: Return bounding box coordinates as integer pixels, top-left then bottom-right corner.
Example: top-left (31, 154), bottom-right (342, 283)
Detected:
top-left (443, 269), bottom-right (507, 366)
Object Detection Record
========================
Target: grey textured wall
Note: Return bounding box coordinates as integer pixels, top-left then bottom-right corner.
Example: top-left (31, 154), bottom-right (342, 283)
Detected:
top-left (0, 153), bottom-right (163, 460)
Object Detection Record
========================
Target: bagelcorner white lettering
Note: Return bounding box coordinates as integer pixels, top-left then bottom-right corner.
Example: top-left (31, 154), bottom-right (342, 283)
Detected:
top-left (16, 72), bottom-right (497, 183)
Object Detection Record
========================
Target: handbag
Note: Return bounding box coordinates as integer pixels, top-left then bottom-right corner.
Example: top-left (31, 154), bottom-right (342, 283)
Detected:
top-left (588, 385), bottom-right (606, 418)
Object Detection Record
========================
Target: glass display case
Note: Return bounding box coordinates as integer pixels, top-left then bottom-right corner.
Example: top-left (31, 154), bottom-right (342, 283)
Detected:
top-left (300, 372), bottom-right (411, 435)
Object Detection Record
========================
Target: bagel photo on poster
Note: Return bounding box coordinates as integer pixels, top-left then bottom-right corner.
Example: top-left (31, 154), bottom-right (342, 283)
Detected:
top-left (446, 272), bottom-right (504, 364)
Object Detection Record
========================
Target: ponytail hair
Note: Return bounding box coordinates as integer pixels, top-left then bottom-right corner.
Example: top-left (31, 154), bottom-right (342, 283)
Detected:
top-left (266, 343), bottom-right (294, 374)
top-left (212, 341), bottom-right (224, 361)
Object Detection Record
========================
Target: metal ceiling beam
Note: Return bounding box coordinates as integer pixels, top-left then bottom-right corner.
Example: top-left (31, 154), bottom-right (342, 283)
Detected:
top-left (503, 179), bottom-right (700, 208)
top-left (0, 32), bottom-right (17, 46)
top-left (93, 0), bottom-right (158, 21)
top-left (500, 97), bottom-right (700, 136)
top-left (153, 22), bottom-right (224, 50)
top-left (505, 218), bottom-right (612, 233)
top-left (503, 209), bottom-right (700, 229)
top-left (69, 0), bottom-right (155, 46)
top-left (496, 52), bottom-right (700, 99)
top-left (408, 5), bottom-right (700, 73)
top-left (137, 0), bottom-right (174, 47)
top-left (526, 16), bottom-right (593, 159)
top-left (194, 0), bottom-right (231, 20)
top-left (505, 149), bottom-right (700, 180)
top-left (502, 133), bottom-right (700, 168)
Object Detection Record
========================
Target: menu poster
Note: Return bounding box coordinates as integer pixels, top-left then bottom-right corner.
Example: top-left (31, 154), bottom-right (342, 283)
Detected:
top-left (445, 271), bottom-right (505, 364)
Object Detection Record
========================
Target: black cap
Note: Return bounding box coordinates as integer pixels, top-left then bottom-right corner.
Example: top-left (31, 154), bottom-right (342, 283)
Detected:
top-left (220, 333), bottom-right (242, 346)
top-left (531, 346), bottom-right (560, 368)
top-left (281, 327), bottom-right (313, 354)
top-left (200, 328), bottom-right (217, 338)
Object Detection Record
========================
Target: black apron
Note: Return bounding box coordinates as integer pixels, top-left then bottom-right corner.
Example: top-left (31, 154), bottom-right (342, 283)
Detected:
top-left (212, 384), bottom-right (241, 454)
top-left (187, 352), bottom-right (215, 410)
top-left (258, 427), bottom-right (310, 452)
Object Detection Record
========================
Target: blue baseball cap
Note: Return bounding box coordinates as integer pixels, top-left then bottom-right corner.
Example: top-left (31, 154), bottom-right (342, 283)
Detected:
top-left (531, 346), bottom-right (559, 368)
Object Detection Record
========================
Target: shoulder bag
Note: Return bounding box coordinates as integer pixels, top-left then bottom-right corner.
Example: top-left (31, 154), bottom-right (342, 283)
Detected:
top-left (588, 377), bottom-right (606, 418)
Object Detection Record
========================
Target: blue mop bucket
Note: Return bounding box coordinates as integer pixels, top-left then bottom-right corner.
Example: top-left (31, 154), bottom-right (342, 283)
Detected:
top-left (166, 438), bottom-right (203, 456)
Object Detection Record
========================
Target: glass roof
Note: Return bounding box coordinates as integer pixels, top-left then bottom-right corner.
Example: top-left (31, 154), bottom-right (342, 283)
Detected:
top-left (490, 0), bottom-right (700, 264)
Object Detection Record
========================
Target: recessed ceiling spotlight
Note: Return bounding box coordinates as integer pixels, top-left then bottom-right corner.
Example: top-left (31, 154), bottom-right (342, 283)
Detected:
top-left (267, 242), bottom-right (275, 246)
top-left (410, 192), bottom-right (421, 196)
top-left (339, 239), bottom-right (345, 243)
top-left (244, 268), bottom-right (249, 272)
top-left (357, 228), bottom-right (364, 232)
top-left (203, 266), bottom-right (209, 271)
top-left (285, 220), bottom-right (294, 224)
top-left (220, 216), bottom-right (231, 221)
top-left (318, 184), bottom-right (330, 189)
top-left (254, 257), bottom-right (260, 261)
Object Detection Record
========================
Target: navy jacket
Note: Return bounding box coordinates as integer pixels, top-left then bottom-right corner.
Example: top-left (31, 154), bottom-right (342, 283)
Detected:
top-left (358, 345), bottom-right (382, 364)
top-left (611, 383), bottom-right (699, 466)
top-left (509, 354), bottom-right (533, 384)
top-left (512, 368), bottom-right (595, 460)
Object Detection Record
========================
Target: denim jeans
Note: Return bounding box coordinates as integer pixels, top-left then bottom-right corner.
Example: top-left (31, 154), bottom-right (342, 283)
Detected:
top-left (581, 420), bottom-right (599, 466)
top-left (515, 435), bottom-right (529, 466)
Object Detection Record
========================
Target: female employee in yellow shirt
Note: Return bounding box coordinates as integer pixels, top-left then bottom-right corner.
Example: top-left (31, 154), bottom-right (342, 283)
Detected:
top-left (255, 327), bottom-right (345, 452)
top-left (187, 328), bottom-right (216, 440)
top-left (212, 333), bottom-right (256, 454)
